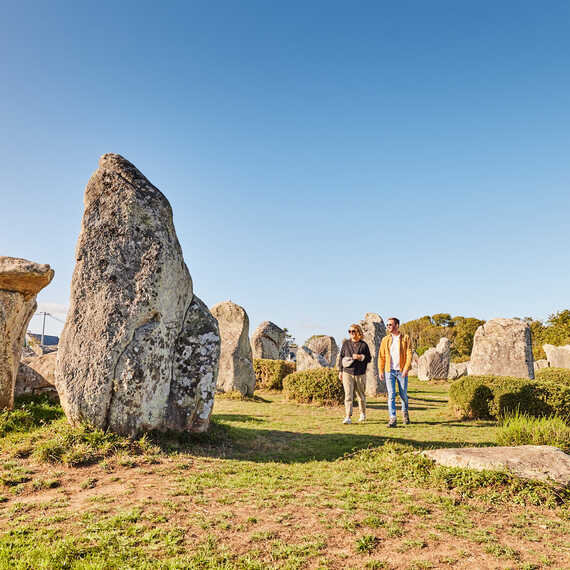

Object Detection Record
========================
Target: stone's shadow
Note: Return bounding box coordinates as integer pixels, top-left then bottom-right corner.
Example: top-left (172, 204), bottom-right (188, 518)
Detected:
top-left (214, 414), bottom-right (266, 423)
top-left (154, 421), bottom-right (496, 464)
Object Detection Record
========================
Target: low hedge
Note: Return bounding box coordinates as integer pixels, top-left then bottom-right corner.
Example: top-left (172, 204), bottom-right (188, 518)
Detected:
top-left (253, 359), bottom-right (296, 390)
top-left (449, 374), bottom-right (569, 422)
top-left (283, 368), bottom-right (344, 405)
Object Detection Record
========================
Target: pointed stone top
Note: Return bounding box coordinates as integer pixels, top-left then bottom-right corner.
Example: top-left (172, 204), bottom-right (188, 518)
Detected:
top-left (0, 256), bottom-right (54, 296)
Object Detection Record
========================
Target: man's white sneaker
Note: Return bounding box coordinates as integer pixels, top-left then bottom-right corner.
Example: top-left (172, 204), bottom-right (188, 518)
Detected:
top-left (342, 417), bottom-right (352, 424)
top-left (358, 415), bottom-right (366, 423)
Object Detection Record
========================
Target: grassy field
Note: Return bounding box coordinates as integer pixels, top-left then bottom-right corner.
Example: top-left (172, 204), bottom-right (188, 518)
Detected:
top-left (0, 378), bottom-right (568, 569)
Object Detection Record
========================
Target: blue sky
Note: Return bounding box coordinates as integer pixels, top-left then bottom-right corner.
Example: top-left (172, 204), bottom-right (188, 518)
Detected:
top-left (2, 1), bottom-right (569, 345)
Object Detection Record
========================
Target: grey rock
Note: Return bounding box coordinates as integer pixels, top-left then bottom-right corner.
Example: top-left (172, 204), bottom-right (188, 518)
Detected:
top-left (211, 301), bottom-right (256, 396)
top-left (468, 318), bottom-right (534, 379)
top-left (543, 344), bottom-right (570, 369)
top-left (55, 154), bottom-right (220, 436)
top-left (409, 351), bottom-right (419, 377)
top-left (534, 358), bottom-right (550, 372)
top-left (418, 338), bottom-right (451, 381)
top-left (0, 256), bottom-right (54, 409)
top-left (296, 345), bottom-right (328, 371)
top-left (251, 321), bottom-right (285, 360)
top-left (422, 445), bottom-right (570, 488)
top-left (305, 335), bottom-right (338, 368)
top-left (15, 352), bottom-right (58, 399)
top-left (448, 361), bottom-right (469, 380)
top-left (359, 313), bottom-right (386, 395)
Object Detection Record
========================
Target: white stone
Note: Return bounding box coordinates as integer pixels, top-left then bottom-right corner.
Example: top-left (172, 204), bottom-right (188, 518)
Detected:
top-left (418, 338), bottom-right (451, 381)
top-left (543, 344), bottom-right (570, 369)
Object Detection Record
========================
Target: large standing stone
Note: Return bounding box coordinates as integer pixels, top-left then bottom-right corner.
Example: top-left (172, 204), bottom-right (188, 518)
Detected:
top-left (0, 257), bottom-right (54, 409)
top-left (468, 318), bottom-right (534, 379)
top-left (418, 338), bottom-right (451, 381)
top-left (305, 335), bottom-right (338, 368)
top-left (251, 321), bottom-right (285, 360)
top-left (296, 345), bottom-right (328, 371)
top-left (55, 154), bottom-right (220, 436)
top-left (15, 352), bottom-right (58, 399)
top-left (543, 345), bottom-right (570, 369)
top-left (360, 313), bottom-right (386, 395)
top-left (211, 301), bottom-right (256, 396)
top-left (409, 351), bottom-right (419, 377)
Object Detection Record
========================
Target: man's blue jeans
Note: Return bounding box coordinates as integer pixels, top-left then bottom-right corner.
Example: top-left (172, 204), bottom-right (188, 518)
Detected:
top-left (386, 369), bottom-right (408, 418)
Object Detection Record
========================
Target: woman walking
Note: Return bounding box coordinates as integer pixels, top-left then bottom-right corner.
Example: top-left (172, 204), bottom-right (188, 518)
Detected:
top-left (338, 324), bottom-right (371, 424)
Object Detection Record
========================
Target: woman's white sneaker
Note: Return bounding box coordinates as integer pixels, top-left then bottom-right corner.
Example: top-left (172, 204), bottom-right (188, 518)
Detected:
top-left (342, 417), bottom-right (352, 424)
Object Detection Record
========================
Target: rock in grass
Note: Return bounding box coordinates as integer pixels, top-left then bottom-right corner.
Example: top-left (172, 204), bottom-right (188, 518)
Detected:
top-left (448, 361), bottom-right (468, 380)
top-left (16, 352), bottom-right (58, 399)
top-left (305, 335), bottom-right (338, 368)
top-left (359, 312), bottom-right (386, 395)
top-left (418, 337), bottom-right (451, 381)
top-left (422, 445), bottom-right (570, 488)
top-left (211, 301), bottom-right (256, 396)
top-left (0, 256), bottom-right (54, 408)
top-left (55, 154), bottom-right (220, 436)
top-left (251, 321), bottom-right (286, 360)
top-left (543, 344), bottom-right (570, 369)
top-left (468, 318), bottom-right (534, 379)
top-left (296, 345), bottom-right (328, 371)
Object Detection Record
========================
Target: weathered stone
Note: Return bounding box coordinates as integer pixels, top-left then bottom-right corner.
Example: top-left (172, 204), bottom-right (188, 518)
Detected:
top-left (468, 318), bottom-right (534, 379)
top-left (422, 445), bottom-right (570, 488)
top-left (296, 345), bottom-right (328, 371)
top-left (211, 301), bottom-right (255, 396)
top-left (251, 321), bottom-right (285, 360)
top-left (0, 257), bottom-right (54, 409)
top-left (409, 351), bottom-right (419, 377)
top-left (448, 361), bottom-right (469, 380)
top-left (15, 352), bottom-right (58, 399)
top-left (544, 344), bottom-right (570, 369)
top-left (0, 257), bottom-right (54, 299)
top-left (418, 338), bottom-right (451, 381)
top-left (534, 358), bottom-right (550, 372)
top-left (359, 313), bottom-right (386, 395)
top-left (305, 335), bottom-right (338, 368)
top-left (55, 154), bottom-right (220, 436)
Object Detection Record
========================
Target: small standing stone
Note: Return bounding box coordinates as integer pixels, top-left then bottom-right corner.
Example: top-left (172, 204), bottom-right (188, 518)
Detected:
top-left (359, 313), bottom-right (386, 395)
top-left (251, 321), bottom-right (286, 360)
top-left (296, 346), bottom-right (328, 371)
top-left (543, 345), bottom-right (570, 369)
top-left (211, 301), bottom-right (256, 396)
top-left (418, 338), bottom-right (451, 381)
top-left (305, 335), bottom-right (338, 368)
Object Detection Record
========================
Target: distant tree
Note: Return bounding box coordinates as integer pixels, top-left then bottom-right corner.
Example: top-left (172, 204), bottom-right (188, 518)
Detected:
top-left (432, 313), bottom-right (454, 327)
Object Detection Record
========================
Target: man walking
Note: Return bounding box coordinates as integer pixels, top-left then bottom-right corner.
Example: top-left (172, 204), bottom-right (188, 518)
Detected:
top-left (379, 317), bottom-right (412, 427)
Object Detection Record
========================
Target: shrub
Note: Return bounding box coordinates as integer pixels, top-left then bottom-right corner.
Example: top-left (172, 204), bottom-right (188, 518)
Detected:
top-left (497, 412), bottom-right (570, 452)
top-left (253, 359), bottom-right (296, 390)
top-left (450, 374), bottom-right (569, 422)
top-left (488, 377), bottom-right (549, 419)
top-left (448, 376), bottom-right (494, 419)
top-left (536, 367), bottom-right (570, 385)
top-left (283, 368), bottom-right (344, 405)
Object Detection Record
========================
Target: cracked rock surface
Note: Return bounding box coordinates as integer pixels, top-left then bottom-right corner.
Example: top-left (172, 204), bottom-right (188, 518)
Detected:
top-left (55, 154), bottom-right (219, 436)
top-left (0, 256), bottom-right (54, 409)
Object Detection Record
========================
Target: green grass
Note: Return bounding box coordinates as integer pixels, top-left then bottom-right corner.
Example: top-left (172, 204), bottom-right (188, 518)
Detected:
top-left (0, 378), bottom-right (568, 569)
top-left (497, 412), bottom-right (570, 452)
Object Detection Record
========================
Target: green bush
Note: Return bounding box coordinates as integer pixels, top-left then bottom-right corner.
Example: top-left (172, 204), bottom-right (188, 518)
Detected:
top-left (497, 412), bottom-right (570, 452)
top-left (536, 367), bottom-right (570, 385)
top-left (450, 374), bottom-right (569, 422)
top-left (488, 377), bottom-right (549, 419)
top-left (253, 359), bottom-right (296, 390)
top-left (535, 368), bottom-right (570, 423)
top-left (283, 368), bottom-right (344, 405)
top-left (448, 376), bottom-right (494, 419)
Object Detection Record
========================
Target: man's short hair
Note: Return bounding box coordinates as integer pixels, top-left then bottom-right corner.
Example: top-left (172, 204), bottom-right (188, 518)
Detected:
top-left (388, 317), bottom-right (400, 326)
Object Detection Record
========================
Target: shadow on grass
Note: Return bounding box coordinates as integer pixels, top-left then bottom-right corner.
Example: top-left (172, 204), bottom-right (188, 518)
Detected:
top-left (152, 421), bottom-right (495, 463)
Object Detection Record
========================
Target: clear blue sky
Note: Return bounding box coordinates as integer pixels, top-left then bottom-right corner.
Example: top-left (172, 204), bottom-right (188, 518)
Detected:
top-left (2, 0), bottom-right (569, 345)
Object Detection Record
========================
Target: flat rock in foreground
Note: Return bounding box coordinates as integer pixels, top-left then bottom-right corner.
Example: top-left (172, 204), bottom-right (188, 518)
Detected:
top-left (422, 445), bottom-right (570, 487)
